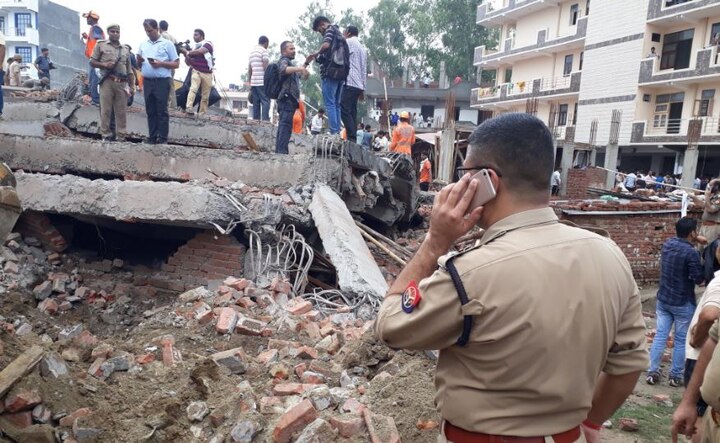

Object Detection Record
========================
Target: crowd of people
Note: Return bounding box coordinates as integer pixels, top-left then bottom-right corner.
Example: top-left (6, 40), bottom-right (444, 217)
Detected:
top-left (613, 169), bottom-right (693, 194)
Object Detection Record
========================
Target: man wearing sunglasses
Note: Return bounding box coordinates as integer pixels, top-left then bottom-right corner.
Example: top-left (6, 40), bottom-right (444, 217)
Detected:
top-left (375, 113), bottom-right (647, 443)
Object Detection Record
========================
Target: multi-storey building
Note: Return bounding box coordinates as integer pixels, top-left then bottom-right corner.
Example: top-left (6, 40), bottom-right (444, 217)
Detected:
top-left (473, 0), bottom-right (720, 190)
top-left (0, 0), bottom-right (85, 87)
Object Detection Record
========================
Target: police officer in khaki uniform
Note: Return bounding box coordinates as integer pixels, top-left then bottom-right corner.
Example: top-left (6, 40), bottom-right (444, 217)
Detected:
top-left (90, 23), bottom-right (135, 141)
top-left (375, 113), bottom-right (649, 443)
top-left (673, 319), bottom-right (720, 442)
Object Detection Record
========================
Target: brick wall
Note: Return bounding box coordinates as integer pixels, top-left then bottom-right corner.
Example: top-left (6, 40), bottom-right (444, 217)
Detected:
top-left (151, 231), bottom-right (246, 292)
top-left (565, 167), bottom-right (608, 199)
top-left (555, 200), bottom-right (701, 283)
top-left (14, 211), bottom-right (68, 252)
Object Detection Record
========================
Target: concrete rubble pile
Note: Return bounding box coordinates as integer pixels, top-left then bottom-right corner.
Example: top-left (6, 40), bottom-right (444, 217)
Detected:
top-left (0, 228), bottom-right (442, 443)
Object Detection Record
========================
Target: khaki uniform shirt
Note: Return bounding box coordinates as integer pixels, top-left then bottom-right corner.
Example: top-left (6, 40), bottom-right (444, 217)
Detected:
top-left (701, 320), bottom-right (720, 410)
top-left (686, 272), bottom-right (720, 360)
top-left (375, 208), bottom-right (649, 436)
top-left (702, 191), bottom-right (720, 222)
top-left (90, 40), bottom-right (134, 86)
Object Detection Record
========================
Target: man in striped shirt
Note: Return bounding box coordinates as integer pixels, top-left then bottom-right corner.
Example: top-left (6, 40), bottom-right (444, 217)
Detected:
top-left (340, 25), bottom-right (367, 143)
top-left (248, 36), bottom-right (270, 121)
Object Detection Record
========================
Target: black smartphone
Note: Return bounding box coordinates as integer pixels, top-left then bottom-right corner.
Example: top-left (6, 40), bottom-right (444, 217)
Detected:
top-left (147, 57), bottom-right (155, 62)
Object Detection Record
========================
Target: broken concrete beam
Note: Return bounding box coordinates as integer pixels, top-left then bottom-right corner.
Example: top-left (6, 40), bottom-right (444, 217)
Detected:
top-left (0, 102), bottom-right (60, 137)
top-left (15, 172), bottom-right (237, 228)
top-left (309, 184), bottom-right (388, 300)
top-left (0, 345), bottom-right (44, 397)
top-left (0, 134), bottom-right (317, 188)
top-left (60, 103), bottom-right (313, 153)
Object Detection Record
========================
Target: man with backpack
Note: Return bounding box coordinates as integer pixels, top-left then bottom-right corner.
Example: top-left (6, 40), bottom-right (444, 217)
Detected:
top-left (306, 16), bottom-right (349, 136)
top-left (266, 41), bottom-right (309, 154)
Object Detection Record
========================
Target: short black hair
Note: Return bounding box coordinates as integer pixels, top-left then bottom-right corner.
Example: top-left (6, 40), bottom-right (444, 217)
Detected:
top-left (280, 41), bottom-right (293, 52)
top-left (346, 26), bottom-right (359, 37)
top-left (143, 19), bottom-right (159, 30)
top-left (159, 20), bottom-right (169, 31)
top-left (365, 124), bottom-right (371, 130)
top-left (676, 217), bottom-right (697, 238)
top-left (467, 113), bottom-right (554, 199)
top-left (194, 29), bottom-right (205, 39)
top-left (41, 48), bottom-right (48, 52)
top-left (312, 16), bottom-right (330, 31)
top-left (318, 108), bottom-right (325, 114)
top-left (259, 35), bottom-right (269, 45)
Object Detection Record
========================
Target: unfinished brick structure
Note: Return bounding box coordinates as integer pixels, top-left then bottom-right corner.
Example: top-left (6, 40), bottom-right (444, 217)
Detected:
top-left (565, 168), bottom-right (608, 200)
top-left (14, 211), bottom-right (68, 252)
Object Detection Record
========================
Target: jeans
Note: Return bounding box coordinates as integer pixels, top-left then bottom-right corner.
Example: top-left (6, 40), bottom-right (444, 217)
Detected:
top-left (648, 299), bottom-right (695, 379)
top-left (89, 65), bottom-right (100, 105)
top-left (143, 77), bottom-right (171, 143)
top-left (341, 85), bottom-right (362, 142)
top-left (321, 77), bottom-right (344, 134)
top-left (251, 86), bottom-right (270, 121)
top-left (276, 99), bottom-right (297, 154)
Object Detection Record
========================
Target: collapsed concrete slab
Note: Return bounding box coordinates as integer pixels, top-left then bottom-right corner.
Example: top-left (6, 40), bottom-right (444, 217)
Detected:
top-left (15, 172), bottom-right (238, 228)
top-left (309, 184), bottom-right (388, 300)
top-left (0, 134), bottom-right (327, 188)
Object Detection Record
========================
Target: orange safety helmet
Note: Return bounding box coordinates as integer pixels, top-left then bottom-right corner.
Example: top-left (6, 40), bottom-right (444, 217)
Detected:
top-left (399, 111), bottom-right (410, 119)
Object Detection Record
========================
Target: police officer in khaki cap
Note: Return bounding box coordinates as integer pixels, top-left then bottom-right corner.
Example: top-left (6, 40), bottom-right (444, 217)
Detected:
top-left (375, 113), bottom-right (649, 443)
top-left (90, 23), bottom-right (134, 141)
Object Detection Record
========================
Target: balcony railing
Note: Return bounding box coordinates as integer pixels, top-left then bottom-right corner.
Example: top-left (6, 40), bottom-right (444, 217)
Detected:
top-left (540, 75), bottom-right (572, 91)
top-left (639, 45), bottom-right (720, 85)
top-left (645, 117), bottom-right (720, 137)
top-left (0, 0), bottom-right (38, 12)
top-left (648, 0), bottom-right (720, 23)
top-left (471, 71), bottom-right (581, 107)
top-left (477, 0), bottom-right (559, 26)
top-left (474, 16), bottom-right (587, 67)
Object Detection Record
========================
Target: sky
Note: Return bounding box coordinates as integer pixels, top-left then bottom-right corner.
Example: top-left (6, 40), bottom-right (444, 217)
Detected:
top-left (51, 0), bottom-right (379, 87)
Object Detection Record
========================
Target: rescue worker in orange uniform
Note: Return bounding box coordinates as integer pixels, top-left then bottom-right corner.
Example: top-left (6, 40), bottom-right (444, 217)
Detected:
top-left (292, 100), bottom-right (306, 134)
top-left (419, 152), bottom-right (432, 191)
top-left (81, 10), bottom-right (104, 105)
top-left (389, 110), bottom-right (415, 155)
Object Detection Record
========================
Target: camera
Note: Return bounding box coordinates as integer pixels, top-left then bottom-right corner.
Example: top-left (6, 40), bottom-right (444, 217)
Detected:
top-left (176, 40), bottom-right (191, 53)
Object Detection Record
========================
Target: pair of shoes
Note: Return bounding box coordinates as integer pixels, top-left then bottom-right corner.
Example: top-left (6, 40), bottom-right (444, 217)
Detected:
top-left (185, 109), bottom-right (195, 116)
top-left (669, 377), bottom-right (683, 387)
top-left (156, 138), bottom-right (167, 145)
top-left (646, 372), bottom-right (661, 385)
top-left (145, 137), bottom-right (157, 145)
top-left (101, 136), bottom-right (113, 142)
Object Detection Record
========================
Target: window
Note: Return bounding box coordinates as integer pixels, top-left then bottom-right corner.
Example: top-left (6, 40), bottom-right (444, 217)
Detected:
top-left (695, 89), bottom-right (715, 117)
top-left (654, 104), bottom-right (668, 128)
top-left (660, 29), bottom-right (694, 70)
top-left (503, 68), bottom-right (512, 83)
top-left (579, 52), bottom-right (584, 71)
top-left (585, 0), bottom-right (590, 15)
top-left (563, 55), bottom-right (573, 76)
top-left (14, 13), bottom-right (31, 37)
top-left (572, 103), bottom-right (578, 125)
top-left (711, 23), bottom-right (720, 45)
top-left (15, 46), bottom-right (31, 63)
top-left (558, 104), bottom-right (568, 126)
top-left (0, 17), bottom-right (5, 35)
top-left (570, 4), bottom-right (579, 25)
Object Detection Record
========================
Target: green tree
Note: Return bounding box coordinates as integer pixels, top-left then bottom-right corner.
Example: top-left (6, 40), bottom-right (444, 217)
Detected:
top-left (366, 0), bottom-right (411, 80)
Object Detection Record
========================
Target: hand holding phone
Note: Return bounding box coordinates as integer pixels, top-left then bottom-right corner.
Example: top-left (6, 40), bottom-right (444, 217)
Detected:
top-left (468, 169), bottom-right (497, 212)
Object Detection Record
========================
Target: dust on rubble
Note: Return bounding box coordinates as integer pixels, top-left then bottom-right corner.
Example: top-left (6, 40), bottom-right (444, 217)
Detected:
top-left (0, 232), bottom-right (444, 442)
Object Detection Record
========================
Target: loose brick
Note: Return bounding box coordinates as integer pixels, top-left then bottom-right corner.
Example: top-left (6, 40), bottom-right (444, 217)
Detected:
top-left (295, 346), bottom-right (318, 360)
top-left (4, 411), bottom-right (33, 428)
top-left (256, 349), bottom-right (279, 365)
top-left (215, 307), bottom-right (238, 334)
top-left (272, 383), bottom-right (314, 396)
top-left (211, 347), bottom-right (247, 374)
top-left (285, 298), bottom-right (313, 316)
top-left (235, 317), bottom-right (265, 336)
top-left (4, 389), bottom-right (42, 412)
top-left (363, 408), bottom-right (400, 443)
top-left (58, 408), bottom-right (91, 427)
top-left (330, 414), bottom-right (366, 438)
top-left (271, 399), bottom-right (318, 443)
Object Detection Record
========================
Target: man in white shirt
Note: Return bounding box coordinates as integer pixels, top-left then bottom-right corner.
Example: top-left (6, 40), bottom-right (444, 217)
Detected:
top-left (551, 167), bottom-right (562, 196)
top-left (311, 109), bottom-right (326, 135)
top-left (248, 36), bottom-right (270, 121)
top-left (340, 25), bottom-right (367, 143)
top-left (373, 130), bottom-right (389, 151)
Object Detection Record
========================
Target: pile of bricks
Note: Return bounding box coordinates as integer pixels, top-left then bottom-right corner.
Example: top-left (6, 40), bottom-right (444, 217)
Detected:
top-left (14, 211), bottom-right (68, 252)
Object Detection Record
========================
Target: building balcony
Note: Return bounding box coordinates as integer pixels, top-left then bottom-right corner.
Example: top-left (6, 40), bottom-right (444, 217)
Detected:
top-left (631, 117), bottom-right (720, 145)
top-left (0, 0), bottom-right (38, 12)
top-left (477, 0), bottom-right (562, 27)
top-left (471, 71), bottom-right (581, 108)
top-left (647, 0), bottom-right (720, 26)
top-left (4, 26), bottom-right (38, 46)
top-left (474, 16), bottom-right (587, 69)
top-left (638, 46), bottom-right (720, 87)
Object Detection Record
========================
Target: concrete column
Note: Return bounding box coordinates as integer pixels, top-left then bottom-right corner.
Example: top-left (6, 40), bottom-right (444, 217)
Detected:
top-left (589, 148), bottom-right (597, 167)
top-left (681, 146), bottom-right (700, 189)
top-left (604, 143), bottom-right (619, 190)
top-left (560, 144), bottom-right (574, 196)
top-left (438, 128), bottom-right (457, 183)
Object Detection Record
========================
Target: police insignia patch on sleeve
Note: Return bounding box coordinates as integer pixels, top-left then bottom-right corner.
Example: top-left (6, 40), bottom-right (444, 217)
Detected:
top-left (401, 280), bottom-right (422, 313)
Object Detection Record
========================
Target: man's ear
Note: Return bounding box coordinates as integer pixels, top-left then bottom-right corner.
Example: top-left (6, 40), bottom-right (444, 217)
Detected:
top-left (487, 168), bottom-right (501, 192)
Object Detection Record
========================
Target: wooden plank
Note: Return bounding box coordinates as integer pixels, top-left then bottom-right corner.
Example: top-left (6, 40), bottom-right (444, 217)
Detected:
top-left (242, 132), bottom-right (259, 152)
top-left (0, 345), bottom-right (44, 397)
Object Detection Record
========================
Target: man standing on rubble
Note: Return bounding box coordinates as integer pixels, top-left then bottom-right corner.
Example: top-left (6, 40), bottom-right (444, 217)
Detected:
top-left (137, 19), bottom-right (179, 145)
top-left (180, 29), bottom-right (214, 116)
top-left (33, 48), bottom-right (54, 83)
top-left (388, 111), bottom-right (415, 155)
top-left (248, 36), bottom-right (271, 121)
top-left (275, 41), bottom-right (309, 154)
top-left (90, 23), bottom-right (135, 142)
top-left (340, 25), bottom-right (366, 143)
top-left (375, 113), bottom-right (648, 442)
top-left (81, 10), bottom-right (104, 105)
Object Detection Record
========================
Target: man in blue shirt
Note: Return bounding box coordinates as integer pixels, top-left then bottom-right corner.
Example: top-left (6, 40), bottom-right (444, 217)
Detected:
top-left (137, 19), bottom-right (179, 144)
top-left (33, 48), bottom-right (54, 83)
top-left (647, 217), bottom-right (704, 387)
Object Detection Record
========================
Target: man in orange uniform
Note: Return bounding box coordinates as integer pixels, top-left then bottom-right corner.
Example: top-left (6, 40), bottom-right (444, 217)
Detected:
top-left (292, 101), bottom-right (306, 134)
top-left (389, 110), bottom-right (415, 155)
top-left (419, 152), bottom-right (432, 191)
top-left (81, 10), bottom-right (104, 105)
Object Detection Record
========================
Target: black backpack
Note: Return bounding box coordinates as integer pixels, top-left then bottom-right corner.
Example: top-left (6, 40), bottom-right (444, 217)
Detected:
top-left (324, 27), bottom-right (350, 81)
top-left (264, 62), bottom-right (282, 100)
